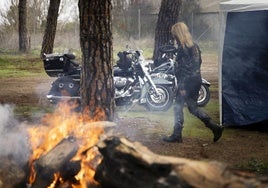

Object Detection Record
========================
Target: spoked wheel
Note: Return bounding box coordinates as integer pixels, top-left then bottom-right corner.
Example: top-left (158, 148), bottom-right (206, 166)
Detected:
top-left (197, 84), bottom-right (210, 107)
top-left (145, 84), bottom-right (174, 111)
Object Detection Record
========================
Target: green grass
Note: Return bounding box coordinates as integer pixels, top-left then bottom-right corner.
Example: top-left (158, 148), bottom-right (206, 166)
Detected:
top-left (14, 105), bottom-right (54, 121)
top-left (117, 98), bottom-right (220, 139)
top-left (235, 158), bottom-right (268, 175)
top-left (0, 53), bottom-right (45, 78)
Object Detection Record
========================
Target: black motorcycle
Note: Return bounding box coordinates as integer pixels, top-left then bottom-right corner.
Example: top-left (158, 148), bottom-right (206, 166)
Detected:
top-left (43, 49), bottom-right (174, 111)
top-left (148, 45), bottom-right (211, 107)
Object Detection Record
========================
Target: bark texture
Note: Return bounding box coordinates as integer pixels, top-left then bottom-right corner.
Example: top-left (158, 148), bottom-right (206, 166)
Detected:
top-left (153, 0), bottom-right (182, 60)
top-left (40, 0), bottom-right (61, 57)
top-left (79, 0), bottom-right (114, 121)
top-left (19, 0), bottom-right (29, 52)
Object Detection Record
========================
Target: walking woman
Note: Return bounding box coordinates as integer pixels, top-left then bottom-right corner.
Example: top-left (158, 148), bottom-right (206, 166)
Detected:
top-left (163, 22), bottom-right (223, 143)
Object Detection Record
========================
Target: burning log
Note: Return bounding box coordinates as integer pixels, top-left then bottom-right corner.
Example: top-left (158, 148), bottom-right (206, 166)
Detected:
top-left (24, 120), bottom-right (115, 188)
top-left (29, 136), bottom-right (81, 188)
top-left (94, 136), bottom-right (268, 188)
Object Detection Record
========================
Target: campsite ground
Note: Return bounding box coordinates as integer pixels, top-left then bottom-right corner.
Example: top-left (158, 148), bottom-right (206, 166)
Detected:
top-left (0, 53), bottom-right (267, 176)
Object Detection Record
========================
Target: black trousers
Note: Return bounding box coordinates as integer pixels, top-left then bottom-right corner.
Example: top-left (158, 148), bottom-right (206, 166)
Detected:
top-left (174, 75), bottom-right (210, 128)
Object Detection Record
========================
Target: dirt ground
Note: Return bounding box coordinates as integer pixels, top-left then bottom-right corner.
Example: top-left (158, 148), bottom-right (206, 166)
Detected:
top-left (0, 55), bottom-right (267, 176)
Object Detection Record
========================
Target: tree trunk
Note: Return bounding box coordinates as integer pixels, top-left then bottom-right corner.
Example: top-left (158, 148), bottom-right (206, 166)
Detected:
top-left (153, 0), bottom-right (182, 60)
top-left (18, 0), bottom-right (29, 53)
top-left (40, 0), bottom-right (61, 57)
top-left (79, 0), bottom-right (114, 121)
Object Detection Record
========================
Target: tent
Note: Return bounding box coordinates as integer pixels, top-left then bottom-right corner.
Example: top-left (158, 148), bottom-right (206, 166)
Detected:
top-left (218, 0), bottom-right (268, 126)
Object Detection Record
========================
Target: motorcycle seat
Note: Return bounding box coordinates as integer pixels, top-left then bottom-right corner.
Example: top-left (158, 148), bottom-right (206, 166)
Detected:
top-left (114, 66), bottom-right (134, 77)
top-left (64, 53), bottom-right (76, 60)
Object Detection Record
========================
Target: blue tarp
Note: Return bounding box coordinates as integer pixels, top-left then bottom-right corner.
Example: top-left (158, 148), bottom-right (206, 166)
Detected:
top-left (221, 9), bottom-right (268, 125)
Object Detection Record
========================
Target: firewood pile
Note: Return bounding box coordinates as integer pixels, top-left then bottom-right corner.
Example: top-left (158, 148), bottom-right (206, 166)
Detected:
top-left (0, 136), bottom-right (267, 188)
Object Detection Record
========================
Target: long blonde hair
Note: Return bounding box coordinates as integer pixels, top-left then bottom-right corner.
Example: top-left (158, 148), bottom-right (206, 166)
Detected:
top-left (171, 22), bottom-right (194, 48)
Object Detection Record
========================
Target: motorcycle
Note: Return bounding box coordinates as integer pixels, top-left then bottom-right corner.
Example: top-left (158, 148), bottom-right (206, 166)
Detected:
top-left (43, 48), bottom-right (175, 111)
top-left (148, 45), bottom-right (211, 107)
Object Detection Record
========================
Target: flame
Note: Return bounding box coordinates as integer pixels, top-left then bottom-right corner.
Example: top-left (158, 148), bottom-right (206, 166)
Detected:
top-left (27, 101), bottom-right (105, 187)
top-left (47, 173), bottom-right (61, 188)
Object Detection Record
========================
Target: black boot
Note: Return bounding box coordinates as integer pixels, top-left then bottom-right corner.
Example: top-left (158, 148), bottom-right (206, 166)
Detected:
top-left (163, 124), bottom-right (183, 143)
top-left (163, 133), bottom-right (182, 143)
top-left (163, 106), bottom-right (184, 143)
top-left (206, 120), bottom-right (224, 142)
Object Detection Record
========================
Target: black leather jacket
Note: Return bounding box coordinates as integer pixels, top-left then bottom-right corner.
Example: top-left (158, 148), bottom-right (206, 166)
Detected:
top-left (174, 43), bottom-right (202, 90)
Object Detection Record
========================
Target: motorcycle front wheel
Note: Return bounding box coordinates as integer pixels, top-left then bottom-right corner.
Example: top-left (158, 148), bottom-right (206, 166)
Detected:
top-left (197, 84), bottom-right (210, 107)
top-left (145, 84), bottom-right (174, 111)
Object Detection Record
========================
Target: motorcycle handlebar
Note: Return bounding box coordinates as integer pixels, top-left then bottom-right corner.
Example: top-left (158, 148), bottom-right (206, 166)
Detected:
top-left (158, 45), bottom-right (176, 54)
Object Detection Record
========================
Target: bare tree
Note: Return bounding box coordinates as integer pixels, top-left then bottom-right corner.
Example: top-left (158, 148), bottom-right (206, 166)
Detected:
top-left (27, 0), bottom-right (49, 35)
top-left (40, 0), bottom-right (61, 56)
top-left (153, 0), bottom-right (182, 60)
top-left (79, 0), bottom-right (114, 121)
top-left (0, 1), bottom-right (19, 32)
top-left (18, 0), bottom-right (29, 52)
top-left (1, 0), bottom-right (49, 33)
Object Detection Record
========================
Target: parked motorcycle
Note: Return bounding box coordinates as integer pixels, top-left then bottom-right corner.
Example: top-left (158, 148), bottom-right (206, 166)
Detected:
top-left (148, 45), bottom-right (211, 107)
top-left (43, 48), bottom-right (174, 111)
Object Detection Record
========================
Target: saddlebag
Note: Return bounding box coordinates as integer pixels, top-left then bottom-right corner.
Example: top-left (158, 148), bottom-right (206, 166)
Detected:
top-left (43, 53), bottom-right (79, 77)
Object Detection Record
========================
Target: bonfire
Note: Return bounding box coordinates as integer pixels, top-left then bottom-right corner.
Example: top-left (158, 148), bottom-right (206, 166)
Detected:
top-left (27, 101), bottom-right (110, 188)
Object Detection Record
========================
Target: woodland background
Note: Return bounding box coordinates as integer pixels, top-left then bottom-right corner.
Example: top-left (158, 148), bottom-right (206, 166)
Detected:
top-left (0, 0), bottom-right (220, 55)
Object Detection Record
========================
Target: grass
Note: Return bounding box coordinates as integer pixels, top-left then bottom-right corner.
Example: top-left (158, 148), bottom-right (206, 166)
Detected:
top-left (117, 98), bottom-right (220, 139)
top-left (13, 105), bottom-right (54, 122)
top-left (235, 158), bottom-right (268, 175)
top-left (0, 53), bottom-right (45, 78)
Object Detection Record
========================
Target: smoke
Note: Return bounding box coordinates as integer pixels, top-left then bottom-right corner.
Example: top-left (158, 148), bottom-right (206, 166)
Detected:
top-left (0, 104), bottom-right (30, 166)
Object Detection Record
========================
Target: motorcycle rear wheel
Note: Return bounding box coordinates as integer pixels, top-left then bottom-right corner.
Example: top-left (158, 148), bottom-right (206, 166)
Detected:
top-left (197, 84), bottom-right (210, 107)
top-left (145, 84), bottom-right (174, 111)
